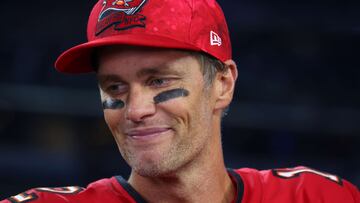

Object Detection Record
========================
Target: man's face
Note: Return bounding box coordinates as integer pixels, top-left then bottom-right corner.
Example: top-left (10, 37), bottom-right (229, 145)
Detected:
top-left (97, 47), bottom-right (217, 177)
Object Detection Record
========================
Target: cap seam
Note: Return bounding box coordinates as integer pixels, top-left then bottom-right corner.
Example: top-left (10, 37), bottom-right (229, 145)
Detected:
top-left (188, 0), bottom-right (195, 45)
top-left (92, 32), bottom-right (198, 48)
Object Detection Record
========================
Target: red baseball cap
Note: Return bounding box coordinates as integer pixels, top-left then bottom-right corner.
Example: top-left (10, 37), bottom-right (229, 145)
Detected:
top-left (55, 0), bottom-right (232, 73)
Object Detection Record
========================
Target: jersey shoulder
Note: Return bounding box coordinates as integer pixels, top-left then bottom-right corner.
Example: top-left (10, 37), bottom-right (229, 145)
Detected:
top-left (234, 166), bottom-right (359, 203)
top-left (1, 177), bottom-right (135, 203)
top-left (1, 186), bottom-right (85, 203)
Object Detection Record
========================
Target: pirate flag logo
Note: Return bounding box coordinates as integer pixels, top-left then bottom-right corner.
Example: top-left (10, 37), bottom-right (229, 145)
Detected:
top-left (96, 0), bottom-right (147, 36)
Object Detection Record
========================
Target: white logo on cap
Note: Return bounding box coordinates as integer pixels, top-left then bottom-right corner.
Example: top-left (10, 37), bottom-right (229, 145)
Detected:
top-left (210, 31), bottom-right (222, 46)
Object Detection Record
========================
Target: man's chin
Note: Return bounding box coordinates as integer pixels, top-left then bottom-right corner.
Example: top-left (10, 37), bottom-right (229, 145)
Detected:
top-left (123, 146), bottom-right (185, 177)
top-left (129, 156), bottom-right (178, 178)
top-left (132, 163), bottom-right (172, 177)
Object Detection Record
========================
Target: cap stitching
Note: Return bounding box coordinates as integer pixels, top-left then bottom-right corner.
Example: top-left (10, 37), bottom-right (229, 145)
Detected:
top-left (188, 0), bottom-right (195, 44)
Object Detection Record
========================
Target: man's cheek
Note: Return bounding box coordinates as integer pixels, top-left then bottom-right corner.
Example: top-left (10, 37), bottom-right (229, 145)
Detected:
top-left (103, 110), bottom-right (122, 132)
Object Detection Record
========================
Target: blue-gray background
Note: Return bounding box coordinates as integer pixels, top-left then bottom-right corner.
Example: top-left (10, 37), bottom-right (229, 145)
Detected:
top-left (0, 0), bottom-right (359, 198)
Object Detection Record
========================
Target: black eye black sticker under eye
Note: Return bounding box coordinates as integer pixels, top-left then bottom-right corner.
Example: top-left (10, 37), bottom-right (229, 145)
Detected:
top-left (154, 88), bottom-right (189, 104)
top-left (102, 98), bottom-right (125, 109)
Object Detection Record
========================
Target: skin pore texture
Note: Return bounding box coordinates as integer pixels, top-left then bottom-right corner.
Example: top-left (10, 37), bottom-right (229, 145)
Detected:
top-left (97, 46), bottom-right (238, 203)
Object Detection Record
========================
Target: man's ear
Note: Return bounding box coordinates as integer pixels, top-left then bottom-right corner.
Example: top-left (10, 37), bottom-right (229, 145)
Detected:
top-left (214, 59), bottom-right (238, 111)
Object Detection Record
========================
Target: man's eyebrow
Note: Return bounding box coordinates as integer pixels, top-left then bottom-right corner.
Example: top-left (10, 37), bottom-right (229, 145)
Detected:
top-left (97, 74), bottom-right (124, 84)
top-left (136, 65), bottom-right (184, 78)
top-left (97, 64), bottom-right (185, 84)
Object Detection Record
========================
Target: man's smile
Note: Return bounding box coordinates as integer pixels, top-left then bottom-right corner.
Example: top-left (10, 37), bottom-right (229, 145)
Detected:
top-left (125, 127), bottom-right (173, 143)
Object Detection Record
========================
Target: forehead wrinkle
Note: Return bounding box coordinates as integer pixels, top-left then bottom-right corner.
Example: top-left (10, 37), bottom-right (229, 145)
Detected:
top-left (136, 67), bottom-right (161, 78)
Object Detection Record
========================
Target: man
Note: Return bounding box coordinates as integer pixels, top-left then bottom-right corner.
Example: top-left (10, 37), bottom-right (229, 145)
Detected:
top-left (2, 0), bottom-right (359, 202)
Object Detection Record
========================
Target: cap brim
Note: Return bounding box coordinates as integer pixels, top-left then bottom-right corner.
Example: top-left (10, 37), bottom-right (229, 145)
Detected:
top-left (55, 34), bottom-right (201, 74)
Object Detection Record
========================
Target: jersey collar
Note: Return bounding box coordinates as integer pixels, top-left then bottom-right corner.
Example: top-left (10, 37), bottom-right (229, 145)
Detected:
top-left (115, 176), bottom-right (147, 203)
top-left (227, 168), bottom-right (245, 203)
top-left (115, 169), bottom-right (245, 203)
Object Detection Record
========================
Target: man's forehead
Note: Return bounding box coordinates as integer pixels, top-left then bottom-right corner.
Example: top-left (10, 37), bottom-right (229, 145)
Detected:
top-left (96, 46), bottom-right (199, 74)
top-left (96, 59), bottom-right (192, 84)
top-left (96, 45), bottom-right (191, 58)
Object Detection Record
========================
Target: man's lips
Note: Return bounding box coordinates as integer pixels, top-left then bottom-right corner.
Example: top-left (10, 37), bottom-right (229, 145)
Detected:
top-left (125, 127), bottom-right (172, 139)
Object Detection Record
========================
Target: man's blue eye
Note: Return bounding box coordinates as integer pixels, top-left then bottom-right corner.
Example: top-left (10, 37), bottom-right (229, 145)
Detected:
top-left (109, 85), bottom-right (120, 91)
top-left (109, 85), bottom-right (117, 90)
top-left (150, 78), bottom-right (169, 87)
top-left (107, 84), bottom-right (127, 94)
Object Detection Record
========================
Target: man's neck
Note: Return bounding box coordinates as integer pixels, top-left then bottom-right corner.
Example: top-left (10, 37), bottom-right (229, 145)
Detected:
top-left (129, 167), bottom-right (234, 203)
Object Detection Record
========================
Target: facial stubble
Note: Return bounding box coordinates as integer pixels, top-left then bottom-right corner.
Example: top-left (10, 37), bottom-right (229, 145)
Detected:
top-left (125, 88), bottom-right (213, 178)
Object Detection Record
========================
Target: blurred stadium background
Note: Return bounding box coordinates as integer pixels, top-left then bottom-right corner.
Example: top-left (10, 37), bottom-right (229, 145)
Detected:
top-left (0, 0), bottom-right (359, 198)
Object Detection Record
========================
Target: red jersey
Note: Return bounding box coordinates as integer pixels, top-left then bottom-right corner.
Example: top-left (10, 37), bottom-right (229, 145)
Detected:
top-left (2, 166), bottom-right (359, 203)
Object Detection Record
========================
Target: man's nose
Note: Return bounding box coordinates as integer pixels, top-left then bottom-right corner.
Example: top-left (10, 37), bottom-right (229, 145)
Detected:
top-left (125, 87), bottom-right (156, 122)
